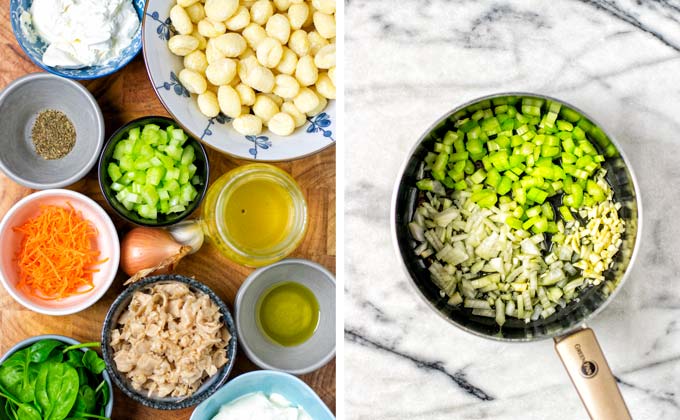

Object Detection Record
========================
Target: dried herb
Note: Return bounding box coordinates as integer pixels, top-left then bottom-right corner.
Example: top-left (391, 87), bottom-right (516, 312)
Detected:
top-left (31, 109), bottom-right (76, 160)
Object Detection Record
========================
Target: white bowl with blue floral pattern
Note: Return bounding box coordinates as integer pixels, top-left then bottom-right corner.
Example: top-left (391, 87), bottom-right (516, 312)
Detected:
top-left (9, 0), bottom-right (144, 80)
top-left (142, 0), bottom-right (335, 161)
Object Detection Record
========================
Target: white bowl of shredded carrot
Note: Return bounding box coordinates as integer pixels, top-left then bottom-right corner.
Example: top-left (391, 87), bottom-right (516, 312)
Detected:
top-left (0, 189), bottom-right (120, 315)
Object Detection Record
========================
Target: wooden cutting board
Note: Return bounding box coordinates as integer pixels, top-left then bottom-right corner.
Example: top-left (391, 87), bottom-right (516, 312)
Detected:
top-left (0, 4), bottom-right (336, 418)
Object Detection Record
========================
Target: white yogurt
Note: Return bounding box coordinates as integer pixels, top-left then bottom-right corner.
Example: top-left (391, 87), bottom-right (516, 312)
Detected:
top-left (212, 392), bottom-right (313, 420)
top-left (29, 0), bottom-right (139, 68)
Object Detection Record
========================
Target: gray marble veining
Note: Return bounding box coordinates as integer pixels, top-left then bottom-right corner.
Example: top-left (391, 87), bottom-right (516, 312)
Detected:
top-left (344, 1), bottom-right (680, 419)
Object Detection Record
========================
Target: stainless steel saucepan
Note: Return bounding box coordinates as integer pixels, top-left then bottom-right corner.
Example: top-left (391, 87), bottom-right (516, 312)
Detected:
top-left (391, 93), bottom-right (642, 419)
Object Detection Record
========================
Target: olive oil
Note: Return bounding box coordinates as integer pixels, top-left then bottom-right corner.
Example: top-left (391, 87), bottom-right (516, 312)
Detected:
top-left (223, 178), bottom-right (293, 251)
top-left (256, 282), bottom-right (320, 347)
top-left (201, 164), bottom-right (308, 267)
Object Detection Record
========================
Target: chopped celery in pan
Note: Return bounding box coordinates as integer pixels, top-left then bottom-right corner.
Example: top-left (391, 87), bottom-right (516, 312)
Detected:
top-left (409, 97), bottom-right (626, 326)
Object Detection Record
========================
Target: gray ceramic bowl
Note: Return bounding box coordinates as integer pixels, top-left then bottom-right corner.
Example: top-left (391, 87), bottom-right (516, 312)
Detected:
top-left (101, 274), bottom-right (237, 410)
top-left (0, 73), bottom-right (104, 189)
top-left (0, 334), bottom-right (114, 417)
top-left (235, 259), bottom-right (336, 375)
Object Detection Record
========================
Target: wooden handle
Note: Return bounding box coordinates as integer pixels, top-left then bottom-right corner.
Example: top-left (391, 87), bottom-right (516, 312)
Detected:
top-left (554, 328), bottom-right (631, 420)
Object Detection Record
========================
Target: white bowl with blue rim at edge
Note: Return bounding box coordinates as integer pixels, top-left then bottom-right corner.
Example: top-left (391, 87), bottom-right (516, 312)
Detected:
top-left (9, 0), bottom-right (145, 80)
top-left (190, 370), bottom-right (335, 420)
top-left (142, 0), bottom-right (336, 161)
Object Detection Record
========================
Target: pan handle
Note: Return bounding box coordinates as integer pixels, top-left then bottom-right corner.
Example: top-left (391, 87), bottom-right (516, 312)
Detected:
top-left (554, 328), bottom-right (631, 420)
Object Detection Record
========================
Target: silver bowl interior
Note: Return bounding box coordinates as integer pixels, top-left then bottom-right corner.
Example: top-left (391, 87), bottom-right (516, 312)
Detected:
top-left (393, 93), bottom-right (640, 341)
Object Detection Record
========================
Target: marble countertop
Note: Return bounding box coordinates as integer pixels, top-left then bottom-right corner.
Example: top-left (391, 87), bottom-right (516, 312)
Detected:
top-left (344, 1), bottom-right (680, 419)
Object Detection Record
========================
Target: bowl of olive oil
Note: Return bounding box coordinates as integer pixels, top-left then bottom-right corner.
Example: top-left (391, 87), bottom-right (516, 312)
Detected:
top-left (235, 259), bottom-right (336, 374)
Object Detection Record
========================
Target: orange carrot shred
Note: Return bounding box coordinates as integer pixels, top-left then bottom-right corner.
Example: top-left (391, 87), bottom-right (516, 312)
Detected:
top-left (13, 203), bottom-right (108, 300)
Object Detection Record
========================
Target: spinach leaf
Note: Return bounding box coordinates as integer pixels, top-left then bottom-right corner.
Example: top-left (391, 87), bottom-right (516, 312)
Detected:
top-left (35, 362), bottom-right (79, 420)
top-left (0, 397), bottom-right (12, 420)
top-left (81, 351), bottom-right (105, 375)
top-left (1, 349), bottom-right (27, 368)
top-left (0, 350), bottom-right (35, 403)
top-left (96, 381), bottom-right (109, 409)
top-left (65, 351), bottom-right (83, 369)
top-left (28, 340), bottom-right (64, 364)
top-left (16, 403), bottom-right (41, 420)
top-left (69, 385), bottom-right (96, 416)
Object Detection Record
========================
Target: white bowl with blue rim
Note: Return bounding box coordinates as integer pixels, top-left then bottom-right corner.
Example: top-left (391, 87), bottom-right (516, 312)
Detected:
top-left (190, 370), bottom-right (335, 420)
top-left (9, 0), bottom-right (144, 80)
top-left (142, 0), bottom-right (336, 161)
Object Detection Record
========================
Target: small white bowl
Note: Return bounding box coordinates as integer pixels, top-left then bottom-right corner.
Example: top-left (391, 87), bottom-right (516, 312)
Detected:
top-left (235, 259), bottom-right (336, 374)
top-left (0, 189), bottom-right (120, 315)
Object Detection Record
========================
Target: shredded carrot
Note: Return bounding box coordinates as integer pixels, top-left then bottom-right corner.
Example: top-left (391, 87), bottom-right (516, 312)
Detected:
top-left (13, 203), bottom-right (108, 300)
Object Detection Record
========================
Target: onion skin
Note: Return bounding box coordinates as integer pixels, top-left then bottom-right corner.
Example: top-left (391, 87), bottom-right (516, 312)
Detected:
top-left (120, 227), bottom-right (183, 276)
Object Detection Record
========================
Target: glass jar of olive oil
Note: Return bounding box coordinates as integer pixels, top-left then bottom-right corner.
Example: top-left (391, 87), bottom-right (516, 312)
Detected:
top-left (201, 164), bottom-right (308, 267)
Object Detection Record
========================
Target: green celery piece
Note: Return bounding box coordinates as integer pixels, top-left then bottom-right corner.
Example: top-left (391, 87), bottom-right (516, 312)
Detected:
top-left (572, 125), bottom-right (586, 140)
top-left (464, 160), bottom-right (475, 175)
top-left (497, 176), bottom-right (513, 195)
top-left (180, 184), bottom-right (196, 204)
top-left (132, 171), bottom-right (146, 184)
top-left (556, 120), bottom-right (573, 131)
top-left (441, 177), bottom-right (455, 189)
top-left (532, 217), bottom-right (548, 233)
top-left (469, 168), bottom-right (486, 184)
top-left (434, 142), bottom-right (452, 154)
top-left (506, 216), bottom-right (523, 230)
top-left (110, 182), bottom-right (125, 192)
top-left (160, 199), bottom-right (170, 213)
top-left (416, 179), bottom-right (435, 191)
top-left (560, 107), bottom-right (581, 123)
top-left (443, 131), bottom-right (458, 145)
top-left (453, 180), bottom-right (467, 190)
top-left (523, 216), bottom-right (540, 230)
top-left (432, 169), bottom-right (445, 181)
top-left (586, 180), bottom-right (606, 202)
top-left (158, 189), bottom-right (170, 201)
top-left (489, 150), bottom-right (510, 171)
top-left (112, 140), bottom-right (129, 160)
top-left (505, 171), bottom-right (519, 181)
top-left (107, 163), bottom-right (122, 182)
top-left (562, 152), bottom-right (577, 164)
top-left (179, 166), bottom-right (191, 184)
top-left (146, 167), bottom-right (165, 186)
top-left (187, 163), bottom-right (197, 178)
top-left (119, 155), bottom-right (134, 172)
top-left (541, 202), bottom-right (555, 220)
top-left (466, 137), bottom-right (483, 156)
top-left (526, 205), bottom-right (541, 218)
top-left (459, 119), bottom-right (478, 133)
top-left (128, 127), bottom-right (141, 141)
top-left (168, 204), bottom-right (186, 213)
top-left (559, 206), bottom-right (574, 222)
top-left (485, 169), bottom-right (501, 189)
top-left (527, 187), bottom-right (548, 204)
top-left (433, 152), bottom-right (448, 173)
top-left (191, 175), bottom-right (202, 185)
top-left (142, 184), bottom-right (159, 206)
top-left (133, 157), bottom-right (152, 171)
top-left (471, 109), bottom-right (485, 121)
top-left (166, 144), bottom-right (183, 161)
top-left (579, 140), bottom-right (597, 156)
top-left (450, 151), bottom-right (468, 162)
top-left (513, 184), bottom-right (527, 205)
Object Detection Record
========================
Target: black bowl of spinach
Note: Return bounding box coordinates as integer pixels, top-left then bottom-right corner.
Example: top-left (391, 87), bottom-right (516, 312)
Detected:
top-left (0, 335), bottom-right (113, 420)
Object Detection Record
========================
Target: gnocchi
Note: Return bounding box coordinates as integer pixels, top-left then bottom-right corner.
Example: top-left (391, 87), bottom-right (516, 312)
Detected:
top-left (167, 0), bottom-right (335, 137)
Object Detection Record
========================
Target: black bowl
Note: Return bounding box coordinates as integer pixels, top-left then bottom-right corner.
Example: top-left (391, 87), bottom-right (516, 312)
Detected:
top-left (392, 93), bottom-right (641, 341)
top-left (98, 116), bottom-right (209, 227)
top-left (101, 274), bottom-right (238, 410)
